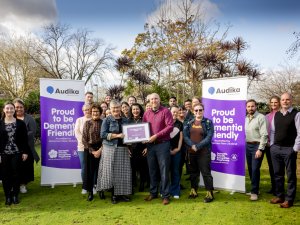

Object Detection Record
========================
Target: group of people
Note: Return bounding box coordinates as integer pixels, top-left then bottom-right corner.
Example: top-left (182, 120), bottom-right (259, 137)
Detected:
top-left (75, 92), bottom-right (215, 205)
top-left (0, 90), bottom-right (298, 209)
top-left (0, 100), bottom-right (39, 205)
top-left (245, 93), bottom-right (299, 208)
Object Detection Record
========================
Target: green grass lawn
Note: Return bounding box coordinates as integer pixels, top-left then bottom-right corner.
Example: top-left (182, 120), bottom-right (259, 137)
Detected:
top-left (0, 146), bottom-right (299, 225)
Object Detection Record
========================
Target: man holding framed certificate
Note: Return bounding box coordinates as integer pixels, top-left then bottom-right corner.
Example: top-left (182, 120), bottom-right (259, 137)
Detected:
top-left (142, 93), bottom-right (173, 205)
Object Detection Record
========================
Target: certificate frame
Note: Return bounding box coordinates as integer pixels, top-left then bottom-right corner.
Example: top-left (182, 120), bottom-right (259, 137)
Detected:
top-left (122, 122), bottom-right (150, 144)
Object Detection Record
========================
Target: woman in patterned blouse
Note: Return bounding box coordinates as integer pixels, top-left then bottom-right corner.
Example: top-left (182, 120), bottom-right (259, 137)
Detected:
top-left (0, 102), bottom-right (29, 205)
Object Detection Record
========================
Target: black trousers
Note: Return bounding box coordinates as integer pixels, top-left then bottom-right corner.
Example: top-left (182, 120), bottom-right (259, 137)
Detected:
top-left (131, 148), bottom-right (149, 188)
top-left (0, 153), bottom-right (21, 197)
top-left (270, 145), bottom-right (297, 202)
top-left (189, 150), bottom-right (213, 191)
top-left (264, 145), bottom-right (275, 191)
top-left (179, 145), bottom-right (187, 177)
top-left (84, 150), bottom-right (100, 193)
top-left (19, 150), bottom-right (34, 184)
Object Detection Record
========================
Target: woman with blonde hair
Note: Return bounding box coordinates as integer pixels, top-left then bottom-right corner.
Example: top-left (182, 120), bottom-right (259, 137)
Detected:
top-left (265, 95), bottom-right (280, 195)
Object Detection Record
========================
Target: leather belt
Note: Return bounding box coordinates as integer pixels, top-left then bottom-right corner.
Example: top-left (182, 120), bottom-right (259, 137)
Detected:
top-left (247, 141), bottom-right (260, 145)
top-left (152, 140), bottom-right (168, 145)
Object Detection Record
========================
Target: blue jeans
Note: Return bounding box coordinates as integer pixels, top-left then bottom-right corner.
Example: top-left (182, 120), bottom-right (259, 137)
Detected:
top-left (170, 151), bottom-right (181, 196)
top-left (246, 143), bottom-right (264, 194)
top-left (78, 151), bottom-right (86, 189)
top-left (147, 141), bottom-right (171, 198)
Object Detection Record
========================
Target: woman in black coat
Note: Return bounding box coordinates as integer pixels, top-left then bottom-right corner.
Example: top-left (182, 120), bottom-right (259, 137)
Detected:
top-left (0, 101), bottom-right (29, 205)
top-left (13, 98), bottom-right (40, 194)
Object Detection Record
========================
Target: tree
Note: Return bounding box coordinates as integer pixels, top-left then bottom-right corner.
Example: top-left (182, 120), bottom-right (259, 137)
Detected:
top-left (121, 0), bottom-right (261, 103)
top-left (115, 56), bottom-right (134, 85)
top-left (31, 23), bottom-right (114, 85)
top-left (287, 31), bottom-right (300, 59)
top-left (0, 34), bottom-right (45, 99)
top-left (106, 85), bottom-right (125, 102)
top-left (250, 64), bottom-right (300, 105)
top-left (127, 69), bottom-right (151, 104)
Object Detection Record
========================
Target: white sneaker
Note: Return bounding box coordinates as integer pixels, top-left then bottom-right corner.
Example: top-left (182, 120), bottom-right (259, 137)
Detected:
top-left (246, 191), bottom-right (260, 196)
top-left (173, 195), bottom-right (180, 199)
top-left (20, 185), bottom-right (27, 194)
top-left (93, 187), bottom-right (97, 195)
top-left (81, 189), bottom-right (87, 194)
top-left (250, 194), bottom-right (258, 201)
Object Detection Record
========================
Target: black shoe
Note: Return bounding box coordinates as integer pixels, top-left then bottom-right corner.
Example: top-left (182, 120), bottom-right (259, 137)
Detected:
top-left (119, 195), bottom-right (131, 202)
top-left (188, 188), bottom-right (198, 199)
top-left (87, 192), bottom-right (94, 201)
top-left (12, 195), bottom-right (19, 204)
top-left (99, 191), bottom-right (105, 200)
top-left (266, 189), bottom-right (275, 195)
top-left (203, 191), bottom-right (214, 203)
top-left (111, 195), bottom-right (118, 204)
top-left (5, 197), bottom-right (12, 205)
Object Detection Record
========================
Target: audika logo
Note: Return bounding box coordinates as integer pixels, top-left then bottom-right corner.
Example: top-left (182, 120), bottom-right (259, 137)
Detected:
top-left (46, 86), bottom-right (80, 95)
top-left (208, 86), bottom-right (240, 95)
top-left (208, 87), bottom-right (215, 95)
top-left (47, 86), bottom-right (54, 94)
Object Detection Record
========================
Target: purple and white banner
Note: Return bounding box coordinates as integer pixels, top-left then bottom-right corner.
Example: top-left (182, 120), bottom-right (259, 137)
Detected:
top-left (40, 79), bottom-right (85, 186)
top-left (202, 77), bottom-right (247, 192)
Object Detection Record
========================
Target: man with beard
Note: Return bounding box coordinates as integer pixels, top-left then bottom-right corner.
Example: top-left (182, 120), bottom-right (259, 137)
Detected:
top-left (245, 99), bottom-right (268, 201)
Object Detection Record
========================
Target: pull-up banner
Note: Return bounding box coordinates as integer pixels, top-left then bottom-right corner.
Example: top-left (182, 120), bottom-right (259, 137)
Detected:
top-left (202, 77), bottom-right (247, 192)
top-left (40, 78), bottom-right (84, 186)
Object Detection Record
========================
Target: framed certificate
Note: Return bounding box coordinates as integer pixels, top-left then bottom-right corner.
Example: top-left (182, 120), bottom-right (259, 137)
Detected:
top-left (122, 122), bottom-right (150, 144)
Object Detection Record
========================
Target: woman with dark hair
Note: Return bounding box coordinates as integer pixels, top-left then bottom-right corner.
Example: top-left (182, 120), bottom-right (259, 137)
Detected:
top-left (121, 101), bottom-right (130, 119)
top-left (13, 98), bottom-right (40, 194)
top-left (177, 106), bottom-right (186, 124)
top-left (100, 101), bottom-right (109, 119)
top-left (265, 95), bottom-right (281, 195)
top-left (97, 100), bottom-right (132, 204)
top-left (0, 102), bottom-right (29, 205)
top-left (183, 103), bottom-right (215, 203)
top-left (169, 106), bottom-right (183, 199)
top-left (82, 103), bottom-right (103, 201)
top-left (128, 103), bottom-right (149, 192)
top-left (177, 105), bottom-right (187, 176)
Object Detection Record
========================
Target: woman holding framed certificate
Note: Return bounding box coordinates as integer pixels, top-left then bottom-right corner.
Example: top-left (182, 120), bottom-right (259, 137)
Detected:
top-left (96, 100), bottom-right (132, 204)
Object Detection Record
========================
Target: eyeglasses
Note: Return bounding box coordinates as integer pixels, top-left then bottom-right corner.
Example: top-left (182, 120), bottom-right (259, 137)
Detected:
top-left (194, 109), bottom-right (203, 113)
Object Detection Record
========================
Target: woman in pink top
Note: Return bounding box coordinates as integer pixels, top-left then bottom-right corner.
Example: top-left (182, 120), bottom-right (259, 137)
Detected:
top-left (265, 96), bottom-right (280, 195)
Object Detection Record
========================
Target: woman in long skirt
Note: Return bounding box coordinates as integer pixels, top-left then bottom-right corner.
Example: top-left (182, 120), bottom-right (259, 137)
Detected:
top-left (97, 100), bottom-right (132, 204)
